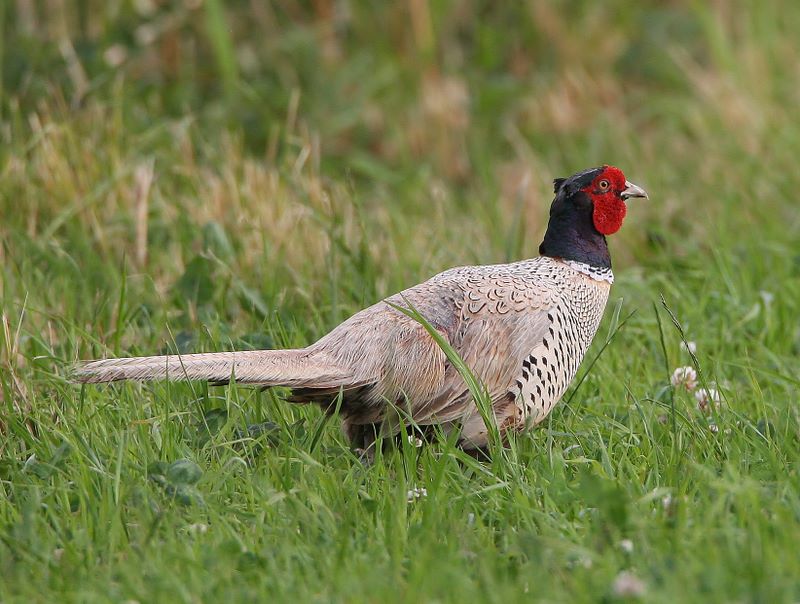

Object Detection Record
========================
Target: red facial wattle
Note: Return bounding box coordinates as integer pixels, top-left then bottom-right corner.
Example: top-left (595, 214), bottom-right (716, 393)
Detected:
top-left (581, 166), bottom-right (629, 236)
top-left (591, 193), bottom-right (627, 235)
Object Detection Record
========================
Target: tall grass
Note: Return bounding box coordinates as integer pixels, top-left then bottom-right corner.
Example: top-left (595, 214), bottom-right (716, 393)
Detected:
top-left (1, 1), bottom-right (799, 601)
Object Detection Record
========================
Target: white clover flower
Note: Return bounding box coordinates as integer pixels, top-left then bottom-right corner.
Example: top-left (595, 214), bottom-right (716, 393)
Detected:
top-left (619, 539), bottom-right (634, 554)
top-left (670, 366), bottom-right (697, 391)
top-left (134, 24), bottom-right (158, 46)
top-left (406, 486), bottom-right (428, 502)
top-left (695, 388), bottom-right (721, 413)
top-left (408, 435), bottom-right (424, 448)
top-left (103, 44), bottom-right (128, 68)
top-left (612, 571), bottom-right (647, 598)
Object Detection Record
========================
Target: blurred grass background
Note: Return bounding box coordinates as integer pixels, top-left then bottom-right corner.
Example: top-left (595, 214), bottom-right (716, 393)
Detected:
top-left (1, 1), bottom-right (800, 602)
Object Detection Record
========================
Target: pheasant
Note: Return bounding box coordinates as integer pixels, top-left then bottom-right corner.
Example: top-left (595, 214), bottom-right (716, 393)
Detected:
top-left (75, 165), bottom-right (648, 453)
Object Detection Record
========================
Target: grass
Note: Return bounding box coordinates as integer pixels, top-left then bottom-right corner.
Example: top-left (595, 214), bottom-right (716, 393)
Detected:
top-left (2, 1), bottom-right (800, 601)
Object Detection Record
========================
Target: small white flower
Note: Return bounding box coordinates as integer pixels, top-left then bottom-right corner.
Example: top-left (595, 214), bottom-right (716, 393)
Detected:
top-left (612, 571), bottom-right (647, 598)
top-left (133, 0), bottom-right (156, 16)
top-left (103, 44), bottom-right (128, 67)
top-left (619, 539), bottom-right (634, 554)
top-left (681, 341), bottom-right (697, 355)
top-left (695, 388), bottom-right (721, 413)
top-left (135, 24), bottom-right (158, 46)
top-left (670, 366), bottom-right (697, 391)
top-left (661, 494), bottom-right (673, 511)
top-left (408, 435), bottom-right (423, 448)
top-left (186, 523), bottom-right (208, 534)
top-left (406, 486), bottom-right (428, 502)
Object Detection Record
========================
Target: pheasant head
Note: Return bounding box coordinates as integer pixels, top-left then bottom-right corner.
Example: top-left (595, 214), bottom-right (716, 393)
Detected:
top-left (539, 165), bottom-right (648, 269)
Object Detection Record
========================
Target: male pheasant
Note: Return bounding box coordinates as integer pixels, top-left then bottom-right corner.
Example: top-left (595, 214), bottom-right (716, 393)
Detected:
top-left (76, 166), bottom-right (648, 452)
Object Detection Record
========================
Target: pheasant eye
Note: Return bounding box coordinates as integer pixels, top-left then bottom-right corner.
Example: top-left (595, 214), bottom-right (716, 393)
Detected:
top-left (598, 179), bottom-right (610, 191)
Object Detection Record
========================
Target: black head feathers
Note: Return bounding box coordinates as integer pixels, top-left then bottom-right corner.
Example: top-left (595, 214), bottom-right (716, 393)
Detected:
top-left (539, 166), bottom-right (612, 269)
top-left (552, 166), bottom-right (606, 198)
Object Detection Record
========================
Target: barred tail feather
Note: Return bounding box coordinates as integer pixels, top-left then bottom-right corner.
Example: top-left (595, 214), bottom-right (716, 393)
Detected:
top-left (73, 349), bottom-right (354, 388)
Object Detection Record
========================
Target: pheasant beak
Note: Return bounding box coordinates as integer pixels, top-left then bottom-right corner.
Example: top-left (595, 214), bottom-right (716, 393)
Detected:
top-left (621, 181), bottom-right (649, 200)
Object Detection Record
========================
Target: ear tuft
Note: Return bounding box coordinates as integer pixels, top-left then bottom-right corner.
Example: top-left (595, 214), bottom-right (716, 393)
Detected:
top-left (553, 178), bottom-right (566, 194)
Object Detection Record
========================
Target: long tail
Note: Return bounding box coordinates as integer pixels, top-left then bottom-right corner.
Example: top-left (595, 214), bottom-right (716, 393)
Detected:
top-left (73, 348), bottom-right (355, 388)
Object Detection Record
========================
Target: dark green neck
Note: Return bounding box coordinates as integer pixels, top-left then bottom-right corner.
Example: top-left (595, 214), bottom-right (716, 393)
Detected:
top-left (538, 190), bottom-right (611, 269)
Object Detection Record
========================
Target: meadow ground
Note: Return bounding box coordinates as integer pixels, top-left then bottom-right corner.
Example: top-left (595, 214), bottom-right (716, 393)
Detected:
top-left (1, 2), bottom-right (800, 602)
